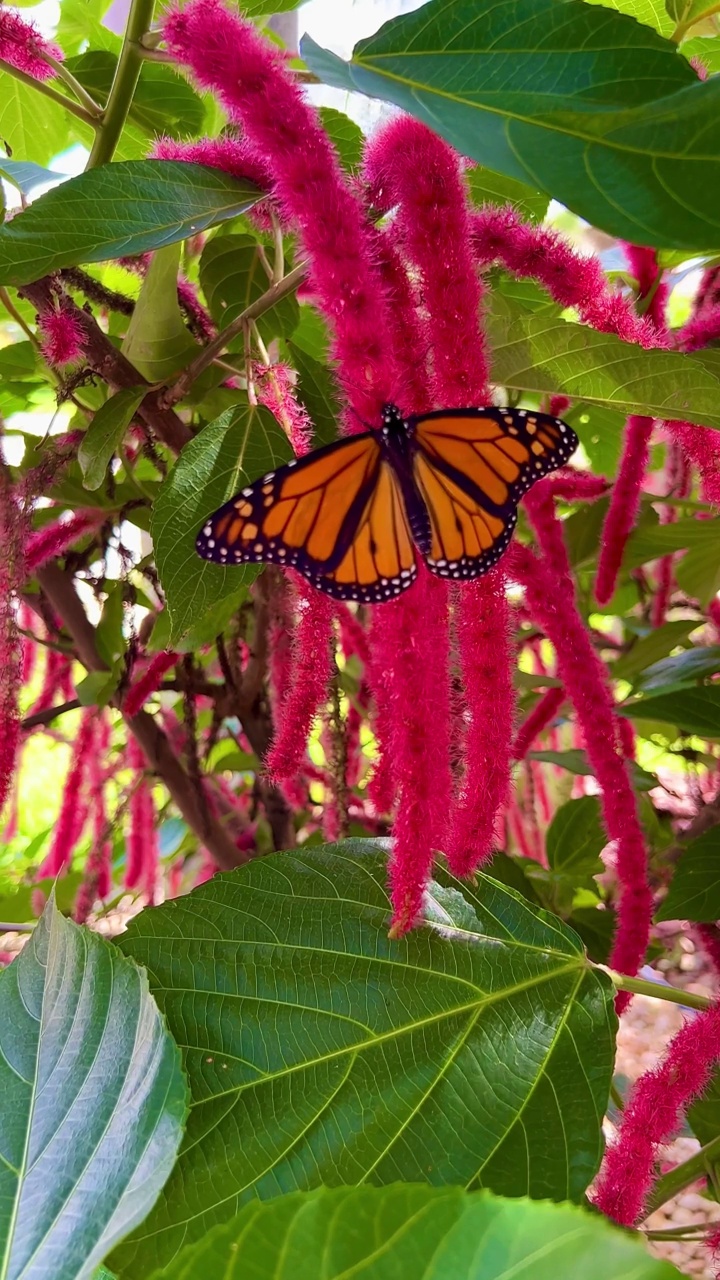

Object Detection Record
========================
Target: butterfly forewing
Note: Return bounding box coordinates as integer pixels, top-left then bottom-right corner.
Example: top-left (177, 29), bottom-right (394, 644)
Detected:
top-left (410, 407), bottom-right (577, 581)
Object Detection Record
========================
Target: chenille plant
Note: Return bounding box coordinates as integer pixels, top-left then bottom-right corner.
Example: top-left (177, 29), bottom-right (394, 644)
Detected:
top-left (2, 0), bottom-right (720, 1276)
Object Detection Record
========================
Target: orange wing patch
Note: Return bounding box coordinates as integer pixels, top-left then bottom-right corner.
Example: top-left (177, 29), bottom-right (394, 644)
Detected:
top-left (319, 461), bottom-right (417, 601)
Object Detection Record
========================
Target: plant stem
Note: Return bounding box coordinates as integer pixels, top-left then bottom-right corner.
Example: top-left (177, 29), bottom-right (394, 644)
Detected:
top-left (43, 55), bottom-right (104, 116)
top-left (162, 261), bottom-right (308, 406)
top-left (0, 923), bottom-right (35, 934)
top-left (0, 59), bottom-right (99, 126)
top-left (601, 968), bottom-right (712, 1011)
top-left (0, 288), bottom-right (39, 345)
top-left (86, 0), bottom-right (157, 169)
top-left (645, 1133), bottom-right (720, 1215)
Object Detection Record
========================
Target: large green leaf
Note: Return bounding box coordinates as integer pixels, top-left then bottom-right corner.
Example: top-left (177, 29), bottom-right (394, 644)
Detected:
top-left (620, 687), bottom-right (720, 737)
top-left (0, 895), bottom-right (187, 1280)
top-left (301, 0), bottom-right (720, 250)
top-left (0, 72), bottom-right (74, 167)
top-left (152, 404), bottom-right (293, 644)
top-left (611, 619), bottom-right (699, 681)
top-left (546, 796), bottom-right (607, 880)
top-left (199, 233), bottom-right (299, 344)
top-left (0, 162), bottom-right (261, 287)
top-left (286, 338), bottom-right (342, 446)
top-left (149, 1185), bottom-right (681, 1280)
top-left (625, 514), bottom-right (720, 566)
top-left (488, 295), bottom-right (720, 429)
top-left (634, 645), bottom-right (720, 692)
top-left (467, 165), bottom-right (548, 222)
top-left (111, 840), bottom-right (616, 1277)
top-left (655, 828), bottom-right (720, 921)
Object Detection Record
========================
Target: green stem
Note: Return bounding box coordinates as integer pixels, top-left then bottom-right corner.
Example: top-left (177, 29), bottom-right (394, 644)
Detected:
top-left (0, 59), bottom-right (98, 127)
top-left (602, 968), bottom-right (712, 1012)
top-left (645, 1133), bottom-right (720, 1215)
top-left (644, 1226), bottom-right (708, 1242)
top-left (43, 55), bottom-right (104, 116)
top-left (86, 0), bottom-right (157, 169)
top-left (0, 288), bottom-right (39, 345)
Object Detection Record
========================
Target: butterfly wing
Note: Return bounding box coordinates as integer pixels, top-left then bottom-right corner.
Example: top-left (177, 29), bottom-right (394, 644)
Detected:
top-left (410, 407), bottom-right (578, 580)
top-left (196, 431), bottom-right (417, 603)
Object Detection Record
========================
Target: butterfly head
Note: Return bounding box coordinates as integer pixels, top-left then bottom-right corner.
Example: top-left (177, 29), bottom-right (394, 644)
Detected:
top-left (380, 403), bottom-right (405, 436)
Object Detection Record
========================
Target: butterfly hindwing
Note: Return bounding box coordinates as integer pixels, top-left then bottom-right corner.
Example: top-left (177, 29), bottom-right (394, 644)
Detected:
top-left (196, 430), bottom-right (418, 602)
top-left (409, 407), bottom-right (578, 581)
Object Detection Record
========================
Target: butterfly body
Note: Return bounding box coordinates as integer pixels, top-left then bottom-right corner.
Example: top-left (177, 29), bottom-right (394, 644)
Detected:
top-left (196, 403), bottom-right (578, 604)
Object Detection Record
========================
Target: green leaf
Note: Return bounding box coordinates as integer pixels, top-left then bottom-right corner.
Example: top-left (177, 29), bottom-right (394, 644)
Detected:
top-left (666, 0), bottom-right (720, 38)
top-left (78, 387), bottom-right (147, 490)
top-left (625, 514), bottom-right (720, 566)
top-left (529, 749), bottom-right (657, 791)
top-left (0, 341), bottom-right (37, 379)
top-left (291, 305), bottom-right (330, 362)
top-left (0, 894), bottom-right (187, 1280)
top-left (620, 687), bottom-right (720, 737)
top-left (0, 872), bottom-right (84, 925)
top-left (0, 72), bottom-right (74, 167)
top-left (318, 107), bottom-right (364, 172)
top-left (612, 619), bottom-right (698, 681)
top-left (286, 339), bottom-right (341, 446)
top-left (66, 52), bottom-right (204, 138)
top-left (688, 1062), bottom-right (720, 1145)
top-left (487, 294), bottom-right (720, 430)
top-left (199, 233), bottom-right (299, 344)
top-left (0, 162), bottom-right (262, 288)
top-left (634, 645), bottom-right (720, 692)
top-left (149, 1185), bottom-right (681, 1280)
top-left (152, 404), bottom-right (293, 644)
top-left (568, 404), bottom-right (625, 477)
top-left (0, 160), bottom-right (63, 198)
top-left (301, 0), bottom-right (720, 250)
top-left (111, 839), bottom-right (615, 1276)
top-left (467, 165), bottom-right (548, 222)
top-left (546, 796), bottom-right (606, 880)
top-left (569, 905), bottom-right (618, 965)
top-left (675, 537), bottom-right (720, 605)
top-left (121, 244), bottom-right (198, 381)
top-left (655, 828), bottom-right (720, 922)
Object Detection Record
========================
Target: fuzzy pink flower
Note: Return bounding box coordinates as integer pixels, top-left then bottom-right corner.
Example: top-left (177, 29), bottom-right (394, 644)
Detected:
top-left (0, 8), bottom-right (62, 80)
top-left (696, 925), bottom-right (720, 976)
top-left (512, 686), bottom-right (565, 760)
top-left (37, 299), bottom-right (86, 367)
top-left (593, 999), bottom-right (720, 1225)
top-left (510, 536), bottom-right (652, 1003)
top-left (18, 602), bottom-right (37, 685)
top-left (267, 570), bottom-right (295, 723)
top-left (26, 509), bottom-right (105, 572)
top-left (622, 244), bottom-right (668, 331)
top-left (666, 419), bottom-right (720, 506)
top-left (27, 649), bottom-right (72, 717)
top-left (38, 709), bottom-right (95, 877)
top-left (255, 363), bottom-right (313, 456)
top-left (123, 650), bottom-right (178, 717)
top-left (595, 415), bottom-right (654, 605)
top-left (75, 716), bottom-right (112, 921)
top-left (151, 133), bottom-right (274, 196)
top-left (0, 465), bottom-right (25, 818)
top-left (471, 206), bottom-right (661, 349)
top-left (177, 277), bottom-right (216, 343)
top-left (162, 0), bottom-right (397, 427)
top-left (264, 580), bottom-right (334, 783)
top-left (125, 738), bottom-right (158, 898)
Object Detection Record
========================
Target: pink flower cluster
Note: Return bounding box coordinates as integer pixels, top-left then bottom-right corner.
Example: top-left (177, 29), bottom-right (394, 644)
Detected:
top-left (0, 7), bottom-right (62, 81)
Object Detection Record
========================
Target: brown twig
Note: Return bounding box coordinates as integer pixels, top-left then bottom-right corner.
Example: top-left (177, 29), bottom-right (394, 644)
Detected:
top-left (22, 698), bottom-right (81, 730)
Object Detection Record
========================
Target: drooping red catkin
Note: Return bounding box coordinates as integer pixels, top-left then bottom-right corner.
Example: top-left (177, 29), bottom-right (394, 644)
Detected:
top-left (267, 570), bottom-right (295, 723)
top-left (696, 925), bottom-right (720, 976)
top-left (264, 580), bottom-right (334, 783)
top-left (123, 650), bottom-right (178, 717)
top-left (0, 462), bottom-right (25, 818)
top-left (471, 206), bottom-right (662, 349)
top-left (162, 0), bottom-right (397, 426)
top-left (38, 709), bottom-right (95, 877)
top-left (37, 298), bottom-right (87, 367)
top-left (622, 244), bottom-right (669, 332)
top-left (75, 716), bottom-right (112, 922)
top-left (255, 363), bottom-right (313, 457)
top-left (666, 418), bottom-right (720, 506)
top-left (593, 999), bottom-right (720, 1225)
top-left (652, 440), bottom-right (689, 628)
top-left (595, 415), bottom-right (655, 605)
top-left (366, 116), bottom-right (512, 887)
top-left (25, 509), bottom-right (105, 572)
top-left (512, 686), bottom-right (565, 760)
top-left (510, 538), bottom-right (652, 1003)
top-left (151, 133), bottom-right (273, 198)
top-left (125, 738), bottom-right (158, 897)
top-left (0, 7), bottom-right (62, 79)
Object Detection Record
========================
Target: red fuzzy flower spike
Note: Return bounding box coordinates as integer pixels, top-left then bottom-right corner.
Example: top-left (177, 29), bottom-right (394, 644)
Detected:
top-left (37, 299), bottom-right (87, 367)
top-left (593, 999), bottom-right (720, 1226)
top-left (162, 0), bottom-right (397, 428)
top-left (0, 463), bottom-right (26, 819)
top-left (596, 415), bottom-right (654, 605)
top-left (255, 363), bottom-right (313, 457)
top-left (38, 709), bottom-right (95, 878)
top-left (512, 686), bottom-right (565, 761)
top-left (123, 650), bottom-right (179, 718)
top-left (0, 7), bottom-right (62, 80)
top-left (264, 579), bottom-right (334, 784)
top-left (510, 526), bottom-right (652, 1007)
top-left (26, 509), bottom-right (105, 572)
top-left (126, 738), bottom-right (159, 899)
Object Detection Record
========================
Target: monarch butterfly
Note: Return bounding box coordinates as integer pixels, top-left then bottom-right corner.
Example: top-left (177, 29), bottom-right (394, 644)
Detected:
top-left (196, 403), bottom-right (578, 603)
